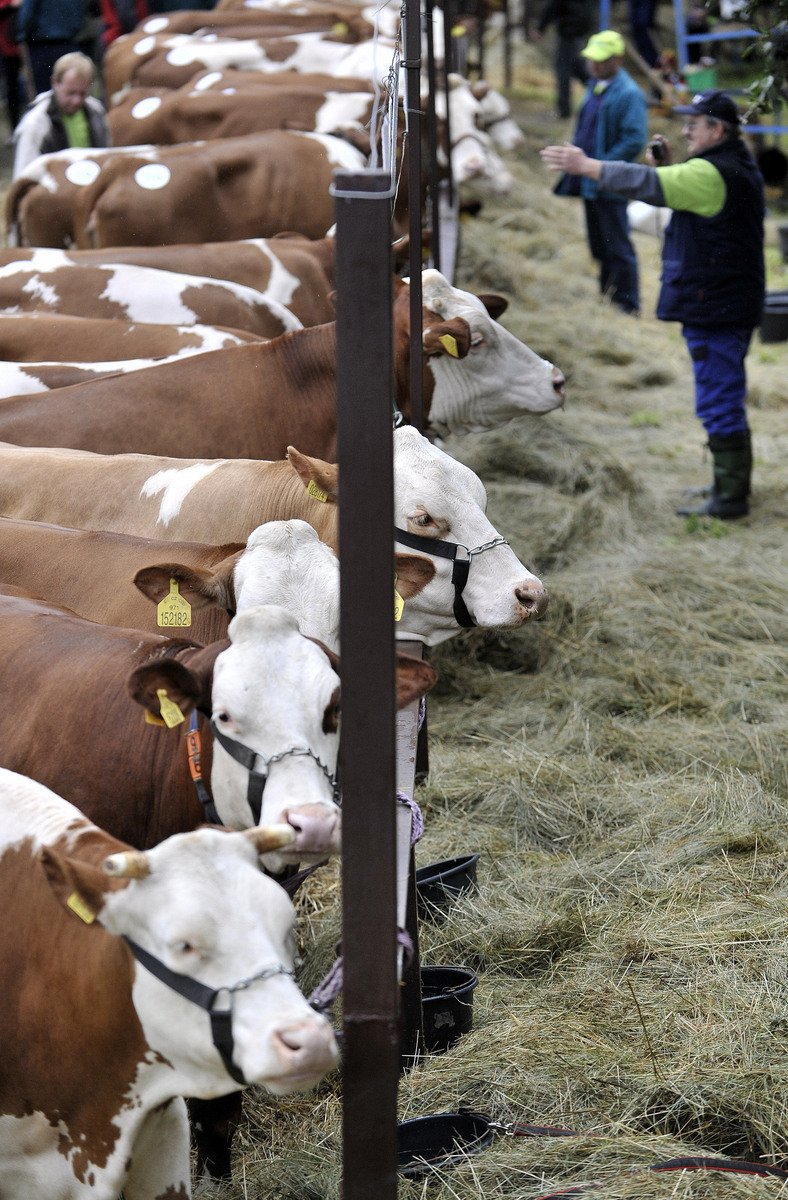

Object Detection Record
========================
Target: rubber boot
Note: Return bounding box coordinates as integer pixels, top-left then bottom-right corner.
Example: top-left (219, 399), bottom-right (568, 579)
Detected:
top-left (676, 431), bottom-right (752, 519)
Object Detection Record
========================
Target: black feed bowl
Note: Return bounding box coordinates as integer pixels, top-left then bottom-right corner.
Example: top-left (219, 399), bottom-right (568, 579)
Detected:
top-left (415, 853), bottom-right (480, 920)
top-left (397, 1110), bottom-right (494, 1178)
top-left (421, 965), bottom-right (478, 1053)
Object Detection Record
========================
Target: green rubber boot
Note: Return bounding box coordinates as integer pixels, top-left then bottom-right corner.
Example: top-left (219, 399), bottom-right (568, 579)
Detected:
top-left (676, 431), bottom-right (752, 519)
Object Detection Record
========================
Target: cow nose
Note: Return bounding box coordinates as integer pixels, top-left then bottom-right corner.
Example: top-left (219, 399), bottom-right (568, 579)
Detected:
top-left (283, 804), bottom-right (341, 854)
top-left (272, 1018), bottom-right (339, 1075)
top-left (552, 367), bottom-right (566, 401)
top-left (515, 581), bottom-right (549, 620)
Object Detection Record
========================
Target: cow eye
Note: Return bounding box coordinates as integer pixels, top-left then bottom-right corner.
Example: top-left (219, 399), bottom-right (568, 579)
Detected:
top-left (173, 940), bottom-right (199, 956)
top-left (216, 711), bottom-right (231, 724)
top-left (414, 513), bottom-right (433, 527)
top-left (470, 334), bottom-right (486, 349)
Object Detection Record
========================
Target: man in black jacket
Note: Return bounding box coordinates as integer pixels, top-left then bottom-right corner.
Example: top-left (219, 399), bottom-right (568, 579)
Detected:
top-left (530, 0), bottom-right (595, 119)
top-left (541, 90), bottom-right (765, 519)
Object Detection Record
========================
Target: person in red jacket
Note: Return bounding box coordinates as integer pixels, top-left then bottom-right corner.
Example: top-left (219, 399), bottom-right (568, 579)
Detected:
top-left (0, 0), bottom-right (24, 132)
top-left (99, 0), bottom-right (147, 49)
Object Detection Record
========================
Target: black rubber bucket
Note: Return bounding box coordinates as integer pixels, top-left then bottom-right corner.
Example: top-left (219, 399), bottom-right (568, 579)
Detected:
top-left (415, 853), bottom-right (480, 920)
top-left (760, 304), bottom-right (788, 343)
top-left (421, 965), bottom-right (478, 1052)
top-left (397, 1110), bottom-right (494, 1178)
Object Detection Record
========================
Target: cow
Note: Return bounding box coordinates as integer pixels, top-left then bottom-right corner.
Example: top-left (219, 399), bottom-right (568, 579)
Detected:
top-left (108, 78), bottom-right (378, 145)
top-left (0, 766), bottom-right (339, 1200)
top-left (0, 427), bottom-right (549, 645)
top-left (70, 131), bottom-right (366, 248)
top-left (0, 516), bottom-right (434, 650)
top-left (0, 233), bottom-right (337, 325)
top-left (0, 592), bottom-right (435, 853)
top-left (470, 79), bottom-right (527, 150)
top-left (0, 313), bottom-right (261, 363)
top-left (0, 271), bottom-right (565, 457)
top-left (5, 144), bottom-right (159, 249)
top-left (0, 252), bottom-right (304, 337)
top-left (0, 357), bottom-right (184, 397)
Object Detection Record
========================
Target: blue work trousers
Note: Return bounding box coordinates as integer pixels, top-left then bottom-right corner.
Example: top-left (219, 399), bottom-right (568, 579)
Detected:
top-left (683, 325), bottom-right (752, 438)
top-left (584, 197), bottom-right (640, 315)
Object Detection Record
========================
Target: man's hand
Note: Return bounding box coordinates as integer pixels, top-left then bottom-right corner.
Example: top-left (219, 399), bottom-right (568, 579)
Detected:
top-left (540, 144), bottom-right (600, 178)
top-left (645, 135), bottom-right (672, 166)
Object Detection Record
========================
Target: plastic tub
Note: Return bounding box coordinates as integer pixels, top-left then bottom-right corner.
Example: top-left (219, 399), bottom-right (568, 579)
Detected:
top-left (415, 853), bottom-right (480, 920)
top-left (421, 965), bottom-right (478, 1052)
top-left (397, 1110), bottom-right (494, 1178)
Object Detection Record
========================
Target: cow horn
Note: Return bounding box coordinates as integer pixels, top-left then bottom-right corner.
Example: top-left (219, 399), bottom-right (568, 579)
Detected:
top-left (102, 851), bottom-right (152, 879)
top-left (244, 825), bottom-right (297, 853)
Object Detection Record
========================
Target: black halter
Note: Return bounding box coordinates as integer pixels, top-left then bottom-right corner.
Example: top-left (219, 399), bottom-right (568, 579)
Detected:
top-left (209, 720), bottom-right (341, 825)
top-left (123, 936), bottom-right (293, 1086)
top-left (393, 527), bottom-right (509, 628)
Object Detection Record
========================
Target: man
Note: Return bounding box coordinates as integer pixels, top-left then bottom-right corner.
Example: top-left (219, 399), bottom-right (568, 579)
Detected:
top-left (12, 51), bottom-right (109, 177)
top-left (16, 0), bottom-right (88, 95)
top-left (529, 0), bottom-right (596, 120)
top-left (541, 90), bottom-right (765, 520)
top-left (554, 29), bottom-right (647, 315)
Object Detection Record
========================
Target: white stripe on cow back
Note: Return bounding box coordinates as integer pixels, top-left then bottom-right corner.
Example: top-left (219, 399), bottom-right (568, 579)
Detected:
top-left (0, 768), bottom-right (95, 853)
top-left (314, 92), bottom-right (373, 135)
top-left (140, 463), bottom-right (223, 526)
top-left (299, 132), bottom-right (368, 171)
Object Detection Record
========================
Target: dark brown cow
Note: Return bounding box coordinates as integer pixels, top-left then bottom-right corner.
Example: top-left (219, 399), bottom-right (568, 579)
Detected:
top-left (0, 313), bottom-right (261, 362)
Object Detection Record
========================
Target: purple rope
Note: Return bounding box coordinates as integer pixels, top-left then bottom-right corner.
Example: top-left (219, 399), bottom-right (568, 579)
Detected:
top-left (418, 696), bottom-right (426, 730)
top-left (308, 929), bottom-right (415, 1014)
top-left (397, 791), bottom-right (424, 843)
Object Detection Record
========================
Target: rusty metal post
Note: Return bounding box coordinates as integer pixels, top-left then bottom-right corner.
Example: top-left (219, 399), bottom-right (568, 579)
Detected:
top-left (404, 0), bottom-right (424, 433)
top-left (333, 168), bottom-right (398, 1200)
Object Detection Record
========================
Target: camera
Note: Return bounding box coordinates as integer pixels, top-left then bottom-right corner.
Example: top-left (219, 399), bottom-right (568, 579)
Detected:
top-left (649, 139), bottom-right (665, 163)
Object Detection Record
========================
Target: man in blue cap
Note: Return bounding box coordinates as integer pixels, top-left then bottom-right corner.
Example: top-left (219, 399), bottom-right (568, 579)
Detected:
top-left (541, 90), bottom-right (765, 520)
top-left (553, 29), bottom-right (648, 316)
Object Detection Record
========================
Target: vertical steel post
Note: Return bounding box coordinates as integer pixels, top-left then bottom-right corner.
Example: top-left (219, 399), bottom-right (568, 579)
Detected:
top-left (404, 0), bottom-right (424, 434)
top-left (333, 168), bottom-right (398, 1200)
top-left (424, 0), bottom-right (442, 275)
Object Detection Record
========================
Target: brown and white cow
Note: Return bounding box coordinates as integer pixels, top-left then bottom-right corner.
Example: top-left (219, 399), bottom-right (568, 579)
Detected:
top-left (0, 516), bottom-right (434, 651)
top-left (0, 592), bottom-right (435, 853)
top-left (0, 767), bottom-right (339, 1200)
top-left (0, 427), bottom-right (549, 644)
top-left (0, 251), bottom-right (304, 337)
top-left (0, 234), bottom-right (337, 325)
top-left (0, 313), bottom-right (261, 362)
top-left (108, 78), bottom-right (377, 145)
top-left (0, 272), bottom-right (565, 457)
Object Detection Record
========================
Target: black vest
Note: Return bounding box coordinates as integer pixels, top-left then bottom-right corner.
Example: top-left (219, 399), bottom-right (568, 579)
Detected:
top-left (657, 139), bottom-right (765, 329)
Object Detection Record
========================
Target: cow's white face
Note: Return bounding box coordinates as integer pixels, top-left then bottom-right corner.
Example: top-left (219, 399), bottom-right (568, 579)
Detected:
top-left (210, 606), bottom-right (340, 870)
top-left (420, 269), bottom-right (565, 433)
top-left (443, 78), bottom-right (514, 194)
top-left (474, 87), bottom-right (526, 150)
top-left (393, 426), bottom-right (548, 644)
top-left (233, 520), bottom-right (340, 652)
top-left (102, 827), bottom-right (338, 1094)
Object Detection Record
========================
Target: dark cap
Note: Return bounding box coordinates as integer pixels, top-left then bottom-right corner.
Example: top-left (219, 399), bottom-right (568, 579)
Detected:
top-left (673, 89), bottom-right (741, 124)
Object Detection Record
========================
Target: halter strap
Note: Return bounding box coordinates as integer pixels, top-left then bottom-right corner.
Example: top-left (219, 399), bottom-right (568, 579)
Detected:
top-left (393, 527), bottom-right (508, 628)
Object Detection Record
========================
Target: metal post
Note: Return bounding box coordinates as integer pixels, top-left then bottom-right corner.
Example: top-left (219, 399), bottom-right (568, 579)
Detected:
top-left (333, 168), bottom-right (398, 1200)
top-left (404, 0), bottom-right (424, 433)
top-left (424, 0), bottom-right (442, 276)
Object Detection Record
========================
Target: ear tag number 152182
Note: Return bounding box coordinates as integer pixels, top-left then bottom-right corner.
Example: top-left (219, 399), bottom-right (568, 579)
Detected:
top-left (157, 577), bottom-right (192, 628)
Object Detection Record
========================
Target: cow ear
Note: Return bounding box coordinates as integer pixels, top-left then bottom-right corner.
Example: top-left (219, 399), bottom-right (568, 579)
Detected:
top-left (286, 446), bottom-right (339, 503)
top-left (476, 292), bottom-right (508, 319)
top-left (323, 685), bottom-right (340, 734)
top-left (423, 319), bottom-right (472, 359)
top-left (395, 653), bottom-right (438, 709)
top-left (127, 657), bottom-right (203, 723)
top-left (394, 553), bottom-right (435, 599)
top-left (41, 847), bottom-right (119, 922)
top-left (134, 564), bottom-right (222, 610)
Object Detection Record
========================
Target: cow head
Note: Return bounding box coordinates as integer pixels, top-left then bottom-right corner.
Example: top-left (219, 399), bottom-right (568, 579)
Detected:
top-left (471, 80), bottom-right (526, 151)
top-left (394, 269), bottom-right (565, 436)
top-left (50, 825), bottom-right (339, 1094)
top-left (130, 606), bottom-right (436, 870)
top-left (392, 426), bottom-right (548, 644)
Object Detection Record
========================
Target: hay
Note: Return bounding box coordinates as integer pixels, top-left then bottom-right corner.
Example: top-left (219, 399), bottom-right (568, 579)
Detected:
top-left (179, 37), bottom-right (788, 1199)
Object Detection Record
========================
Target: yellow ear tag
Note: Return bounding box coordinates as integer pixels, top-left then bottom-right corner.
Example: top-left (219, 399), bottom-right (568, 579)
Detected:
top-left (307, 479), bottom-right (328, 503)
top-left (438, 333), bottom-right (460, 358)
top-left (157, 577), bottom-right (191, 628)
top-left (156, 688), bottom-right (186, 729)
top-left (67, 891), bottom-right (96, 924)
top-left (332, 20), bottom-right (349, 33)
top-left (394, 573), bottom-right (404, 622)
top-left (452, 23), bottom-right (467, 36)
top-left (144, 709), bottom-right (166, 726)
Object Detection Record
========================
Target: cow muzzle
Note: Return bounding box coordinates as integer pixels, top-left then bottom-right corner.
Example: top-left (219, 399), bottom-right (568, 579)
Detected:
top-left (266, 1017), bottom-right (340, 1094)
top-left (515, 580), bottom-right (549, 621)
top-left (281, 804), bottom-right (341, 858)
top-left (552, 367), bottom-right (567, 404)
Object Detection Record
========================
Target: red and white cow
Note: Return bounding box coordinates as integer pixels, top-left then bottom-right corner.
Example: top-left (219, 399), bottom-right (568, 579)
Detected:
top-left (0, 251), bottom-right (304, 337)
top-left (0, 272), bottom-right (565, 456)
top-left (0, 313), bottom-right (261, 362)
top-left (0, 766), bottom-right (338, 1200)
top-left (0, 427), bottom-right (549, 645)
